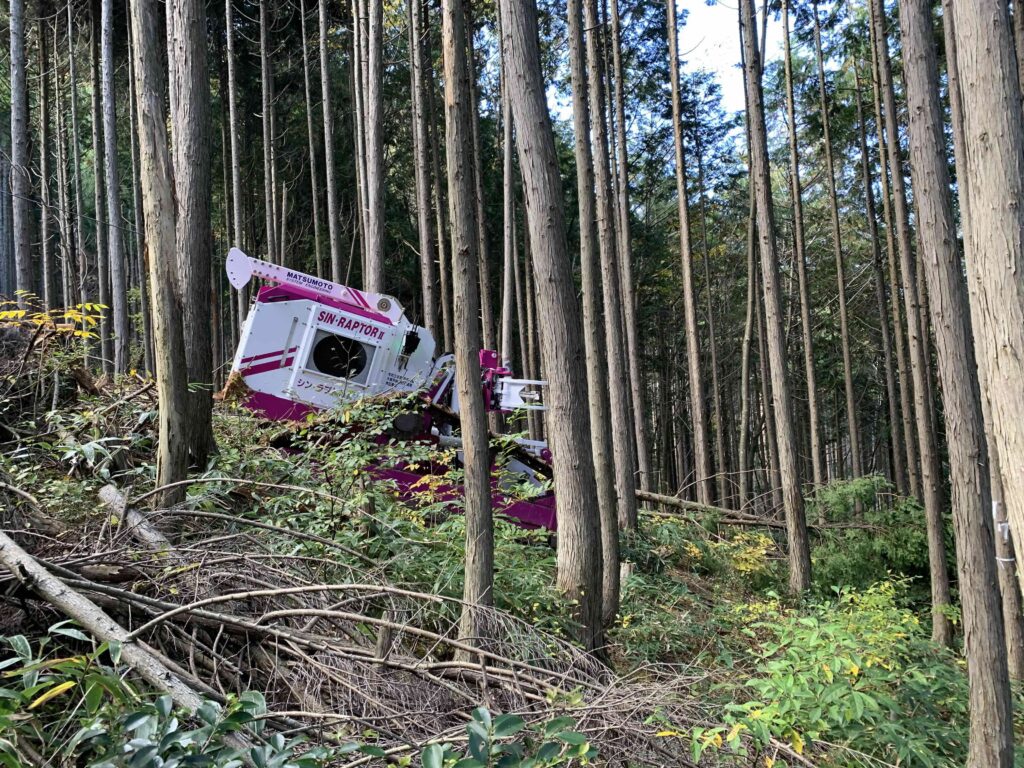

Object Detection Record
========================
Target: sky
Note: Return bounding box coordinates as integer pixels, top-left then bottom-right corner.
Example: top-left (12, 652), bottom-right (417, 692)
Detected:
top-left (681, 0), bottom-right (784, 115)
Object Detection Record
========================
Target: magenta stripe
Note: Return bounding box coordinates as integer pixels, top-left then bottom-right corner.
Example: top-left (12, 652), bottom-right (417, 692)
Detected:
top-left (240, 356), bottom-right (295, 377)
top-left (239, 346), bottom-right (297, 365)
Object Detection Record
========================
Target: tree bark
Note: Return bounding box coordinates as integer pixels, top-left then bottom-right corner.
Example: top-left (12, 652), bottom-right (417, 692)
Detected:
top-left (129, 0), bottom-right (189, 506)
top-left (91, 2), bottom-right (112, 370)
top-left (9, 0), bottom-right (32, 307)
top-left (410, 0), bottom-right (440, 342)
top-left (226, 0), bottom-right (247, 326)
top-left (950, 0), bottom-right (1024, 619)
top-left (870, 0), bottom-right (952, 645)
top-left (300, 0), bottom-right (325, 278)
top-left (739, 0), bottom-right (810, 592)
top-left (320, 0), bottom-right (344, 282)
top-left (738, 185), bottom-right (756, 511)
top-left (101, 0), bottom-right (128, 371)
top-left (608, 0), bottom-right (651, 493)
top-left (869, 1), bottom-right (918, 496)
top-left (498, 12), bottom-right (516, 367)
top-left (466, 22), bottom-right (496, 351)
top-left (168, 0), bottom-right (214, 465)
top-left (782, 0), bottom-right (825, 489)
top-left (126, 14), bottom-right (153, 375)
top-left (667, 0), bottom-right (711, 507)
top-left (424, 15), bottom-right (454, 352)
top-left (363, 0), bottom-right (385, 292)
top-left (259, 0), bottom-right (278, 266)
top-left (67, 3), bottom-right (88, 311)
top-left (812, 0), bottom-right (861, 479)
top-left (53, 24), bottom-right (75, 311)
top-left (442, 0), bottom-right (493, 650)
top-left (943, 0), bottom-right (1024, 681)
top-left (855, 70), bottom-right (904, 496)
top-left (499, 0), bottom-right (603, 650)
top-left (585, 0), bottom-right (638, 530)
top-left (567, 0), bottom-right (619, 628)
top-left (901, 2), bottom-right (1013, 762)
top-left (38, 16), bottom-right (54, 310)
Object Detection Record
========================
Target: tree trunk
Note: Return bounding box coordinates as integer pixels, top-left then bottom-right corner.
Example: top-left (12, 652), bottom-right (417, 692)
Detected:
top-left (102, 0), bottom-right (128, 371)
top-left (410, 0), bottom-right (440, 342)
top-left (168, 0), bottom-right (214, 465)
top-left (585, 0), bottom-right (638, 530)
top-left (424, 15), bottom-right (454, 352)
top-left (782, 0), bottom-right (824, 490)
top-left (739, 0), bottom-right (810, 592)
top-left (499, 12), bottom-right (516, 367)
top-left (869, 4), bottom-right (918, 496)
top-left (609, 0), bottom-right (651, 493)
top-left (353, 0), bottom-right (369, 279)
top-left (694, 146), bottom-right (727, 505)
top-left (755, 268), bottom-right (783, 513)
top-left (10, 0), bottom-right (32, 307)
top-left (91, 2), bottom-right (113, 370)
top-left (855, 70), bottom-right (904, 496)
top-left (950, 0), bottom-right (1024, 620)
top-left (126, 14), bottom-right (153, 375)
top-left (466, 22), bottom-right (496, 351)
top-left (128, 0), bottom-right (188, 506)
top-left (943, 0), bottom-right (1024, 681)
top-left (53, 25), bottom-right (75, 311)
top-left (901, 2), bottom-right (1013, 762)
top-left (499, 0), bottom-right (603, 650)
top-left (738, 185), bottom-right (756, 511)
top-left (667, 0), bottom-right (711, 507)
top-left (363, 0), bottom-right (385, 292)
top-left (442, 0), bottom-right (493, 649)
top-left (226, 0), bottom-right (247, 326)
top-left (67, 3), bottom-right (88, 311)
top-left (38, 16), bottom-right (54, 310)
top-left (567, 0), bottom-right (619, 629)
top-left (812, 0), bottom-right (860, 479)
top-left (320, 0), bottom-right (345, 282)
top-left (259, 0), bottom-right (278, 266)
top-left (870, 0), bottom-right (952, 645)
top-left (300, 0), bottom-right (325, 278)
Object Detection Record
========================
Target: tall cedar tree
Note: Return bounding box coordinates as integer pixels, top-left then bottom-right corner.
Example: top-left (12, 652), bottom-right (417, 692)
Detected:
top-left (739, 0), bottom-right (811, 592)
top-left (128, 0), bottom-right (188, 506)
top-left (949, 0), bottom-right (1024, 615)
top-left (441, 0), bottom-right (493, 648)
top-left (566, 0), bottom-right (620, 627)
top-left (870, 0), bottom-right (953, 646)
top-left (498, 0), bottom-right (604, 650)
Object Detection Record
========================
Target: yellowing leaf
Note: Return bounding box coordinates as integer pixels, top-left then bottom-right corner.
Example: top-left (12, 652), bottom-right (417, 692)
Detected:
top-left (726, 722), bottom-right (747, 741)
top-left (790, 731), bottom-right (805, 755)
top-left (28, 680), bottom-right (76, 709)
top-left (655, 730), bottom-right (678, 738)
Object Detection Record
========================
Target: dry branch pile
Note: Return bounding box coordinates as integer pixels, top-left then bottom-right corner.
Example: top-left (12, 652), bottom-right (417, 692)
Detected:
top-left (0, 481), bottom-right (727, 766)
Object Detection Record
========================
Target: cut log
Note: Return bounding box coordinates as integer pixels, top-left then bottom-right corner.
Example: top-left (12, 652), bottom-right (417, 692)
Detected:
top-left (0, 528), bottom-right (207, 713)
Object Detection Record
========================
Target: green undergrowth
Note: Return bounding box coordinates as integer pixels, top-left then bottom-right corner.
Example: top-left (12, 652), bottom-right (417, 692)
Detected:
top-left (4, 393), bottom-right (1024, 767)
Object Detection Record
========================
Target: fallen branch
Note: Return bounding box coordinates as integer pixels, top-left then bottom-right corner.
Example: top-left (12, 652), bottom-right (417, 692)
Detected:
top-left (0, 528), bottom-right (209, 714)
top-left (636, 489), bottom-right (880, 531)
top-left (99, 484), bottom-right (178, 555)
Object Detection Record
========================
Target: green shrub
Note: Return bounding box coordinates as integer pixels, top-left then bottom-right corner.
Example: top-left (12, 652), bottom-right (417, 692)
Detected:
top-left (701, 580), bottom-right (1023, 767)
top-left (420, 707), bottom-right (596, 768)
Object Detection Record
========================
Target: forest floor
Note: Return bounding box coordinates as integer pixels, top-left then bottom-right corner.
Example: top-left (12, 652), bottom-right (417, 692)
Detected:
top-left (1, 334), bottom-right (1023, 767)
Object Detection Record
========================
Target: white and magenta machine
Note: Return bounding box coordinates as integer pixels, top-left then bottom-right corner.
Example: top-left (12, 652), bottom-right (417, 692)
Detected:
top-left (225, 248), bottom-right (557, 528)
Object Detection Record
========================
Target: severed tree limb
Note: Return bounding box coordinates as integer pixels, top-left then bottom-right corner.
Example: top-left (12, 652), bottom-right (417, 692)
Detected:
top-left (636, 489), bottom-right (879, 531)
top-left (0, 528), bottom-right (208, 714)
top-left (99, 484), bottom-right (178, 555)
